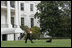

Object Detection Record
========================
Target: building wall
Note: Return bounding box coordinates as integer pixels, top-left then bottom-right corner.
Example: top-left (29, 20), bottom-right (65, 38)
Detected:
top-left (7, 34), bottom-right (14, 41)
top-left (1, 1), bottom-right (40, 28)
top-left (15, 33), bottom-right (20, 40)
top-left (1, 10), bottom-right (7, 24)
top-left (19, 1), bottom-right (40, 28)
top-left (1, 1), bottom-right (40, 41)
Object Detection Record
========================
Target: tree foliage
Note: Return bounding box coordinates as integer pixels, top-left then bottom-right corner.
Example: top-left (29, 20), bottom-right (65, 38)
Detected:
top-left (35, 1), bottom-right (71, 38)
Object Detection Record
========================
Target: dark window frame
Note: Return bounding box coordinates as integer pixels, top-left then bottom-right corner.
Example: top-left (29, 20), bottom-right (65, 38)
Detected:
top-left (31, 18), bottom-right (34, 27)
top-left (21, 3), bottom-right (24, 11)
top-left (10, 1), bottom-right (15, 8)
top-left (30, 4), bottom-right (33, 11)
top-left (11, 17), bottom-right (14, 27)
top-left (21, 17), bottom-right (24, 25)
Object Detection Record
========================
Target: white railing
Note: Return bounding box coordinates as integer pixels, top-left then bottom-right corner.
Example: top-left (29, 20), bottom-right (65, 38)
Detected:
top-left (1, 1), bottom-right (7, 6)
top-left (1, 1), bottom-right (15, 8)
top-left (1, 28), bottom-right (15, 34)
top-left (13, 24), bottom-right (17, 28)
top-left (1, 24), bottom-right (8, 28)
top-left (1, 24), bottom-right (18, 28)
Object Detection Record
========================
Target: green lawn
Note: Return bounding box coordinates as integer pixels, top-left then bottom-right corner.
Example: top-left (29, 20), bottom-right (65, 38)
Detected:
top-left (1, 39), bottom-right (71, 47)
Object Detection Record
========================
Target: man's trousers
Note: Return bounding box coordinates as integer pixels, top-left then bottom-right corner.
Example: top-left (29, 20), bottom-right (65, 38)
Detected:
top-left (25, 33), bottom-right (33, 43)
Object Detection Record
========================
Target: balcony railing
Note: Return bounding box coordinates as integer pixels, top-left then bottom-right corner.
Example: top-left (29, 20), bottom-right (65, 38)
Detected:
top-left (1, 1), bottom-right (15, 8)
top-left (1, 1), bottom-right (7, 6)
top-left (1, 24), bottom-right (8, 28)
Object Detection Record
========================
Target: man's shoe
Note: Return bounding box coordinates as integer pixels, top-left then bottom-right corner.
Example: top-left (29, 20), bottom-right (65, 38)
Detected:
top-left (31, 42), bottom-right (34, 43)
top-left (25, 42), bottom-right (27, 43)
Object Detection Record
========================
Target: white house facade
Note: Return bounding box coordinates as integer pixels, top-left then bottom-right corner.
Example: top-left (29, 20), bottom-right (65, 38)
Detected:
top-left (1, 1), bottom-right (40, 41)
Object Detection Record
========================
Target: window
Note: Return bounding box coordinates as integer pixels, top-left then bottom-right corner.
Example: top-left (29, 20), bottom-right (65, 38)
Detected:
top-left (21, 18), bottom-right (24, 25)
top-left (10, 1), bottom-right (15, 8)
top-left (11, 17), bottom-right (14, 27)
top-left (31, 18), bottom-right (34, 27)
top-left (21, 3), bottom-right (24, 11)
top-left (30, 4), bottom-right (33, 11)
top-left (1, 1), bottom-right (7, 6)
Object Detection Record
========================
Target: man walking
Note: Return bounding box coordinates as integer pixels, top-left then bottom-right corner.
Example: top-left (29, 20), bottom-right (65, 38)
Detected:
top-left (25, 27), bottom-right (33, 43)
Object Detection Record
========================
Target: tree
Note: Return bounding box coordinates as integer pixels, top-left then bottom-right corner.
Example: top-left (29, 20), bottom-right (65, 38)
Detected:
top-left (56, 1), bottom-right (71, 17)
top-left (35, 1), bottom-right (71, 38)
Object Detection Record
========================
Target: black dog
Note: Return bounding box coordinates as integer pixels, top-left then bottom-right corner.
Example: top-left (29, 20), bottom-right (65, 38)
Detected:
top-left (46, 39), bottom-right (52, 42)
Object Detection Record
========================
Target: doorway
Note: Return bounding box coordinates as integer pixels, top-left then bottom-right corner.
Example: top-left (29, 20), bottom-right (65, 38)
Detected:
top-left (2, 34), bottom-right (7, 41)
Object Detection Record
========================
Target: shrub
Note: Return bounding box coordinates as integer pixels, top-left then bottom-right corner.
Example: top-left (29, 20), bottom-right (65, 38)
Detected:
top-left (20, 25), bottom-right (29, 31)
top-left (30, 26), bottom-right (41, 39)
top-left (20, 25), bottom-right (41, 40)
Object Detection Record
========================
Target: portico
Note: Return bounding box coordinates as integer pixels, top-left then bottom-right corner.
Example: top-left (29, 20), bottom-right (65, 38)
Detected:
top-left (1, 1), bottom-right (20, 28)
top-left (1, 1), bottom-right (24, 41)
top-left (1, 1), bottom-right (40, 41)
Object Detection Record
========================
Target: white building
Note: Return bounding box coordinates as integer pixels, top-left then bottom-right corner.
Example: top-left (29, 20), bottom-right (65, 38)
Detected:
top-left (1, 1), bottom-right (40, 41)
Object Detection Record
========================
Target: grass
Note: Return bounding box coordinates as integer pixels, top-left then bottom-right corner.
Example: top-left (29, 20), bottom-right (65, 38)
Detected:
top-left (1, 39), bottom-right (71, 47)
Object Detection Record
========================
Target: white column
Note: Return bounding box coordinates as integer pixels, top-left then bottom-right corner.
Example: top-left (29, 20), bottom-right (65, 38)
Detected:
top-left (1, 34), bottom-right (2, 41)
top-left (7, 1), bottom-right (12, 28)
top-left (18, 1), bottom-right (21, 26)
top-left (14, 1), bottom-right (19, 28)
top-left (7, 34), bottom-right (14, 41)
top-left (15, 33), bottom-right (20, 40)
